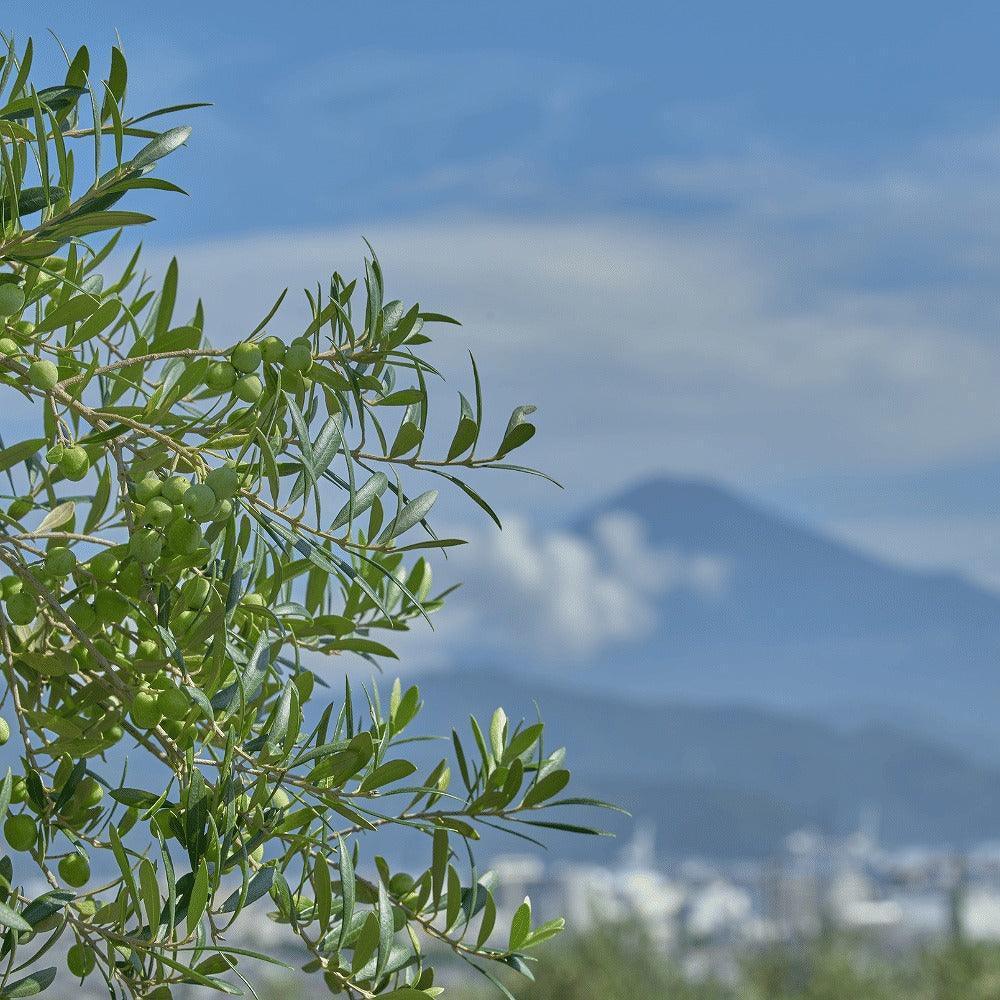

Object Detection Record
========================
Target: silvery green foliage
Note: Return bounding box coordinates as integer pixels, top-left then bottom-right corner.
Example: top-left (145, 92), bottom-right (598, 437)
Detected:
top-left (0, 35), bottom-right (614, 1000)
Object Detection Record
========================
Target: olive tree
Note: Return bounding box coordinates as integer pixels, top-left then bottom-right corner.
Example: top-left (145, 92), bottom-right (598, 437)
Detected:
top-left (0, 35), bottom-right (611, 1000)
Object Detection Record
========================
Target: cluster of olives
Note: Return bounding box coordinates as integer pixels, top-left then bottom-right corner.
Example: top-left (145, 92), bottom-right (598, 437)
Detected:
top-left (0, 286), bottom-right (70, 398)
top-left (204, 336), bottom-right (314, 404)
top-left (0, 462), bottom-right (241, 656)
top-left (128, 671), bottom-right (194, 733)
top-left (3, 759), bottom-right (102, 862)
top-left (1, 754), bottom-right (99, 979)
top-left (128, 463), bottom-right (241, 561)
top-left (45, 442), bottom-right (91, 481)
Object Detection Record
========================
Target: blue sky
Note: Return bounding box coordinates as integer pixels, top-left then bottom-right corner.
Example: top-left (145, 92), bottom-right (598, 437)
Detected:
top-left (10, 3), bottom-right (1000, 590)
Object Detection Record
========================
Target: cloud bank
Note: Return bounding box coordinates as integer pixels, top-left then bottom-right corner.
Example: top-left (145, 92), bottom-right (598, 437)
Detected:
top-left (389, 511), bottom-right (729, 671)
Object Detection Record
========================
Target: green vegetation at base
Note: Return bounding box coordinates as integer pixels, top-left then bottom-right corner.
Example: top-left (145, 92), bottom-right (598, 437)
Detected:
top-left (454, 920), bottom-right (1000, 1000)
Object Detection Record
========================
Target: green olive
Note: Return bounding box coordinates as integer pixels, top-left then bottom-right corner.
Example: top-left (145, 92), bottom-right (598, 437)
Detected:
top-left (283, 341), bottom-right (313, 374)
top-left (181, 575), bottom-right (211, 609)
top-left (230, 341), bottom-right (262, 374)
top-left (43, 546), bottom-right (76, 576)
top-left (143, 497), bottom-right (174, 526)
top-left (205, 360), bottom-right (237, 392)
top-left (7, 497), bottom-right (32, 520)
top-left (232, 374), bottom-right (263, 403)
top-left (260, 336), bottom-right (286, 363)
top-left (158, 686), bottom-right (189, 722)
top-left (129, 527), bottom-right (163, 564)
top-left (59, 852), bottom-right (90, 887)
top-left (4, 813), bottom-right (36, 851)
top-left (134, 472), bottom-right (162, 503)
top-left (165, 517), bottom-right (203, 556)
top-left (182, 483), bottom-right (218, 521)
top-left (6, 592), bottom-right (37, 626)
top-left (66, 942), bottom-right (95, 978)
top-left (205, 463), bottom-right (240, 501)
top-left (131, 689), bottom-right (162, 729)
top-left (27, 359), bottom-right (59, 390)
top-left (87, 549), bottom-right (120, 583)
top-left (59, 445), bottom-right (90, 481)
top-left (0, 284), bottom-right (25, 317)
top-left (161, 475), bottom-right (191, 504)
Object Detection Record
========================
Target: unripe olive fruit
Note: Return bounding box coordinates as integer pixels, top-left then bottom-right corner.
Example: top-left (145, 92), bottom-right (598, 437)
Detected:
top-left (27, 359), bottom-right (59, 391)
top-left (158, 686), bottom-right (189, 721)
top-left (143, 497), bottom-right (174, 526)
top-left (0, 284), bottom-right (25, 317)
top-left (232, 374), bottom-right (263, 403)
top-left (6, 592), bottom-right (37, 626)
top-left (4, 813), bottom-right (36, 851)
top-left (283, 341), bottom-right (312, 374)
top-left (174, 609), bottom-right (197, 631)
top-left (160, 718), bottom-right (183, 739)
top-left (0, 576), bottom-right (21, 599)
top-left (242, 592), bottom-right (265, 608)
top-left (43, 546), bottom-right (76, 577)
top-left (10, 778), bottom-right (25, 803)
top-left (88, 549), bottom-right (120, 583)
top-left (45, 444), bottom-right (65, 464)
top-left (131, 690), bottom-right (161, 729)
top-left (205, 463), bottom-right (240, 501)
top-left (161, 475), bottom-right (191, 504)
top-left (212, 499), bottom-right (234, 522)
top-left (260, 336), bottom-right (286, 363)
top-left (94, 589), bottom-right (128, 623)
top-left (181, 576), bottom-right (211, 609)
top-left (0, 718), bottom-right (9, 745)
top-left (134, 472), bottom-right (162, 503)
top-left (129, 527), bottom-right (163, 564)
top-left (166, 518), bottom-right (203, 556)
top-left (117, 562), bottom-right (144, 599)
top-left (182, 483), bottom-right (218, 521)
top-left (230, 341), bottom-right (262, 374)
top-left (7, 497), bottom-right (31, 519)
top-left (0, 338), bottom-right (17, 356)
top-left (136, 638), bottom-right (159, 660)
top-left (66, 942), bottom-right (95, 978)
top-left (205, 361), bottom-right (237, 392)
top-left (73, 777), bottom-right (103, 810)
top-left (59, 445), bottom-right (90, 481)
top-left (59, 852), bottom-right (90, 887)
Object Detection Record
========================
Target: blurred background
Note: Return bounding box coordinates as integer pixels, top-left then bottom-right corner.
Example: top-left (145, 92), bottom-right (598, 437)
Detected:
top-left (14, 2), bottom-right (1000, 996)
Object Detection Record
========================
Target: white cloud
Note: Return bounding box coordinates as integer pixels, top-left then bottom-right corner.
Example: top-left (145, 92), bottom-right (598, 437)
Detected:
top-left (389, 511), bottom-right (729, 670)
top-left (160, 213), bottom-right (1000, 501)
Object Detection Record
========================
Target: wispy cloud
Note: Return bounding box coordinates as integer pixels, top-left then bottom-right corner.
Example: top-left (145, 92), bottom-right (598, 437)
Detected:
top-left (162, 209), bottom-right (1000, 493)
top-left (390, 512), bottom-right (729, 670)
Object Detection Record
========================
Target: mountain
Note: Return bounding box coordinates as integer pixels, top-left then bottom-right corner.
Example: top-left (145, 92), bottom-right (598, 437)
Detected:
top-left (401, 475), bottom-right (1000, 860)
top-left (566, 477), bottom-right (1000, 754)
top-left (411, 670), bottom-right (1000, 861)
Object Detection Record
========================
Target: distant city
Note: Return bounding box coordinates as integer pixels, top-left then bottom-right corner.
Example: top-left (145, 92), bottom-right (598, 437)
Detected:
top-left (480, 823), bottom-right (1000, 985)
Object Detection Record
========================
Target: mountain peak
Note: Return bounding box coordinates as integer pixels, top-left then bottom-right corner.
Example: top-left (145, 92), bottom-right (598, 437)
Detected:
top-left (564, 472), bottom-right (1000, 732)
